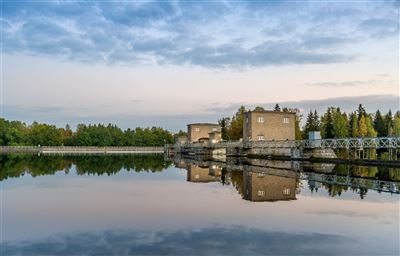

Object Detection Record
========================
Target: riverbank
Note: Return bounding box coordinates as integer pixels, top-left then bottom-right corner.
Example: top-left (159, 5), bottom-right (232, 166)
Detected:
top-left (0, 146), bottom-right (164, 154)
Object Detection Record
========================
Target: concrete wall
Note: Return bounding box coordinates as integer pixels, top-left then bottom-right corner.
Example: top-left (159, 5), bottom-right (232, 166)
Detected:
top-left (243, 111), bottom-right (295, 141)
top-left (0, 146), bottom-right (164, 154)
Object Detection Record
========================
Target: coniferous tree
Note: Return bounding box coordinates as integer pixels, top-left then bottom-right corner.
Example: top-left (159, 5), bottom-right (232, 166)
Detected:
top-left (373, 110), bottom-right (386, 136)
top-left (384, 110), bottom-right (393, 136)
top-left (321, 108), bottom-right (335, 138)
top-left (274, 104), bottom-right (281, 111)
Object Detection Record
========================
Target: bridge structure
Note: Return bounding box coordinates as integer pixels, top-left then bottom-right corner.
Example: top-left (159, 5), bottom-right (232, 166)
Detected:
top-left (167, 136), bottom-right (400, 161)
top-left (209, 136), bottom-right (400, 149)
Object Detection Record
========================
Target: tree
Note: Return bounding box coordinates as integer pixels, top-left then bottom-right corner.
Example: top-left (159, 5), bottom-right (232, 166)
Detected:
top-left (384, 110), bottom-right (393, 136)
top-left (358, 115), bottom-right (368, 137)
top-left (303, 110), bottom-right (320, 138)
top-left (274, 104), bottom-right (281, 111)
top-left (321, 108), bottom-right (334, 138)
top-left (254, 106), bottom-right (265, 112)
top-left (373, 110), bottom-right (386, 136)
top-left (227, 106), bottom-right (246, 140)
top-left (393, 111), bottom-right (400, 136)
top-left (357, 104), bottom-right (367, 120)
top-left (332, 109), bottom-right (348, 138)
top-left (218, 117), bottom-right (230, 140)
top-left (349, 112), bottom-right (359, 137)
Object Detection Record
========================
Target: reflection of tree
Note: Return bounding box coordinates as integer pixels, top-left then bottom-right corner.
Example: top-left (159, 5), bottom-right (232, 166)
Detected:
top-left (228, 171), bottom-right (244, 197)
top-left (0, 154), bottom-right (171, 181)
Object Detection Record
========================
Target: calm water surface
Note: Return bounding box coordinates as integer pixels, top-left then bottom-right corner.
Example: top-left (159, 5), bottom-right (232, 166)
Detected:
top-left (1, 154), bottom-right (399, 255)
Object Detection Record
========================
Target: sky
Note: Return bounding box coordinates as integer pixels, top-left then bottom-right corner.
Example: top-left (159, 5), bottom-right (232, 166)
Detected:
top-left (1, 0), bottom-right (399, 131)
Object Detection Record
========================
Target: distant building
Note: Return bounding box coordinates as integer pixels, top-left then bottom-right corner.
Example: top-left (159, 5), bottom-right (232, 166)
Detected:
top-left (187, 123), bottom-right (221, 143)
top-left (243, 171), bottom-right (297, 202)
top-left (209, 131), bottom-right (222, 143)
top-left (243, 110), bottom-right (296, 141)
top-left (176, 135), bottom-right (188, 145)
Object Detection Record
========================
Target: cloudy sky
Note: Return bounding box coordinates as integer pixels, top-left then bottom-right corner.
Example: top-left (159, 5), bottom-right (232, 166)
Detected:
top-left (2, 0), bottom-right (399, 130)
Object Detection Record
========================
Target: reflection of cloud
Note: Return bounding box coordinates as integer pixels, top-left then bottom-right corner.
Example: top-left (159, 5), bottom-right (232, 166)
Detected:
top-left (307, 210), bottom-right (381, 219)
top-left (3, 226), bottom-right (353, 256)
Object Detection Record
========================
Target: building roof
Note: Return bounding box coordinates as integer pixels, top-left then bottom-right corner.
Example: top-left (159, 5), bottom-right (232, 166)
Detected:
top-left (246, 110), bottom-right (296, 114)
top-left (187, 123), bottom-right (220, 126)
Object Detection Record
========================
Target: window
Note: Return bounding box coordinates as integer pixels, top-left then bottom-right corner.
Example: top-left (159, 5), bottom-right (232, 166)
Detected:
top-left (195, 174), bottom-right (200, 179)
top-left (258, 190), bottom-right (265, 196)
top-left (195, 127), bottom-right (200, 132)
top-left (246, 117), bottom-right (249, 123)
top-left (257, 172), bottom-right (266, 177)
top-left (283, 188), bottom-right (290, 195)
top-left (283, 117), bottom-right (289, 124)
top-left (257, 135), bottom-right (265, 141)
top-left (212, 127), bottom-right (218, 131)
top-left (256, 116), bottom-right (264, 123)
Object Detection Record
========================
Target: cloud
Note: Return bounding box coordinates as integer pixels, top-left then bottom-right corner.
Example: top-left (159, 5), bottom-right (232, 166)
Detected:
top-left (203, 94), bottom-right (400, 118)
top-left (4, 95), bottom-right (399, 131)
top-left (359, 18), bottom-right (399, 38)
top-left (2, 226), bottom-right (357, 256)
top-left (1, 1), bottom-right (396, 68)
top-left (305, 79), bottom-right (394, 87)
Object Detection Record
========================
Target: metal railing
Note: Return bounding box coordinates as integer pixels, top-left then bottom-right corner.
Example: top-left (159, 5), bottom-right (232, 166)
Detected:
top-left (172, 136), bottom-right (400, 150)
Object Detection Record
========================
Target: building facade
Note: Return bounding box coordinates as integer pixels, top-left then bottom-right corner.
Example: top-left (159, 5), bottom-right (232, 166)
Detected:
top-left (243, 110), bottom-right (296, 141)
top-left (187, 123), bottom-right (221, 143)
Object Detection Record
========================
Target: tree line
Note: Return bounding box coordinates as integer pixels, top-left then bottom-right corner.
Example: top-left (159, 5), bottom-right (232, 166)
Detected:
top-left (303, 104), bottom-right (400, 139)
top-left (0, 119), bottom-right (175, 146)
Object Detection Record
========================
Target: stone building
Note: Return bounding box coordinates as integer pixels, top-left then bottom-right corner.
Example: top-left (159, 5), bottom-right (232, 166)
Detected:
top-left (208, 131), bottom-right (222, 143)
top-left (243, 171), bottom-right (297, 202)
top-left (243, 110), bottom-right (296, 141)
top-left (187, 123), bottom-right (221, 143)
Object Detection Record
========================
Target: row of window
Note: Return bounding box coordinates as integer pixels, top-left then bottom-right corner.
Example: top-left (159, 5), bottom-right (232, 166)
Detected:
top-left (246, 117), bottom-right (290, 124)
top-left (257, 188), bottom-right (291, 197)
top-left (194, 127), bottom-right (218, 132)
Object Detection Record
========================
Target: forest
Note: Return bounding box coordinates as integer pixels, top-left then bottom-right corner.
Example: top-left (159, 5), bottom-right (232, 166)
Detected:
top-left (0, 103), bottom-right (399, 146)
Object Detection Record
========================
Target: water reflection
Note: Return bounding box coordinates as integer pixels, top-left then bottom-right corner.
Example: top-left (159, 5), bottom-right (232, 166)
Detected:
top-left (1, 154), bottom-right (399, 255)
top-left (173, 156), bottom-right (400, 200)
top-left (3, 226), bottom-right (355, 256)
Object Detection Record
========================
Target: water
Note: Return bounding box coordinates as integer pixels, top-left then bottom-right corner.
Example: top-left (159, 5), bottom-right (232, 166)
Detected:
top-left (1, 154), bottom-right (399, 255)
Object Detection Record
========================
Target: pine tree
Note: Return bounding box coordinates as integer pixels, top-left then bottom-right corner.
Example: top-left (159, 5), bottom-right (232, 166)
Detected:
top-left (321, 108), bottom-right (334, 138)
top-left (274, 104), bottom-right (281, 111)
top-left (373, 110), bottom-right (386, 136)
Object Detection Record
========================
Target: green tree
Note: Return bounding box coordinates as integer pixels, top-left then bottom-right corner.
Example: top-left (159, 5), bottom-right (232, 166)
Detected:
top-left (274, 104), bottom-right (281, 111)
top-left (384, 110), bottom-right (394, 136)
top-left (358, 115), bottom-right (368, 137)
top-left (218, 117), bottom-right (230, 140)
top-left (373, 110), bottom-right (386, 136)
top-left (393, 111), bottom-right (400, 136)
top-left (332, 108), bottom-right (348, 138)
top-left (227, 106), bottom-right (246, 140)
top-left (321, 108), bottom-right (334, 138)
top-left (349, 112), bottom-right (359, 137)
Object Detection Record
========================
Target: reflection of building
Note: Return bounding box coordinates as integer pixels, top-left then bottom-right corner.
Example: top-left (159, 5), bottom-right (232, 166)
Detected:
top-left (187, 123), bottom-right (221, 143)
top-left (243, 171), bottom-right (297, 202)
top-left (187, 163), bottom-right (221, 183)
top-left (243, 110), bottom-right (295, 141)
